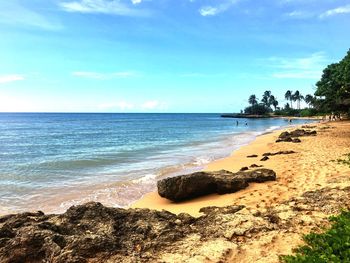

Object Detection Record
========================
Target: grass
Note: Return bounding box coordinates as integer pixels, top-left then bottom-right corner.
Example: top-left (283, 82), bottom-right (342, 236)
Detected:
top-left (280, 211), bottom-right (350, 263)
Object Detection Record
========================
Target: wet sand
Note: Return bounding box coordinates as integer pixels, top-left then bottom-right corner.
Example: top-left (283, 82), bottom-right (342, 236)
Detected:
top-left (132, 121), bottom-right (350, 217)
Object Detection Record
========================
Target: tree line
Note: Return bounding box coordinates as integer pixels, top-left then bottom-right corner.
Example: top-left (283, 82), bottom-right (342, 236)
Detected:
top-left (244, 48), bottom-right (350, 117)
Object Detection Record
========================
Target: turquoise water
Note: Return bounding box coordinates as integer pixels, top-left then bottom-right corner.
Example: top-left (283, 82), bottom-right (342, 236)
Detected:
top-left (0, 113), bottom-right (315, 214)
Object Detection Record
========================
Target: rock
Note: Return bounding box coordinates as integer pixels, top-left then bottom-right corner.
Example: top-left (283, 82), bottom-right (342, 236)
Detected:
top-left (289, 129), bottom-right (316, 137)
top-left (292, 138), bottom-right (301, 143)
top-left (250, 164), bottom-right (263, 168)
top-left (260, 156), bottom-right (269, 161)
top-left (0, 202), bottom-right (196, 263)
top-left (235, 169), bottom-right (276, 183)
top-left (157, 169), bottom-right (276, 202)
top-left (247, 154), bottom-right (258, 158)
top-left (240, 167), bottom-right (249, 171)
top-left (276, 129), bottom-right (316, 143)
top-left (262, 151), bottom-right (296, 157)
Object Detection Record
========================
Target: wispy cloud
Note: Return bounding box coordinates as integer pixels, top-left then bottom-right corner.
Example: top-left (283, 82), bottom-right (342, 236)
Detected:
top-left (141, 100), bottom-right (167, 110)
top-left (199, 0), bottom-right (239, 16)
top-left (267, 52), bottom-right (329, 79)
top-left (131, 0), bottom-right (142, 4)
top-left (0, 1), bottom-right (62, 30)
top-left (320, 4), bottom-right (350, 18)
top-left (59, 0), bottom-right (150, 17)
top-left (0, 74), bottom-right (24, 84)
top-left (72, 71), bottom-right (139, 79)
top-left (285, 10), bottom-right (313, 19)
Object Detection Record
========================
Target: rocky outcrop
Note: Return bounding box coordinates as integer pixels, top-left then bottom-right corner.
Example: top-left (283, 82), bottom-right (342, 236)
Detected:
top-left (1, 186), bottom-right (349, 263)
top-left (157, 169), bottom-right (276, 202)
top-left (247, 154), bottom-right (258, 158)
top-left (276, 129), bottom-right (316, 143)
top-left (0, 202), bottom-right (197, 263)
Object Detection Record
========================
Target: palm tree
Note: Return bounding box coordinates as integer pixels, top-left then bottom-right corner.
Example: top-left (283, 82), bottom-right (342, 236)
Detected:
top-left (269, 95), bottom-right (279, 111)
top-left (293, 90), bottom-right (304, 109)
top-left (248, 94), bottom-right (258, 106)
top-left (304, 94), bottom-right (314, 108)
top-left (285, 90), bottom-right (293, 108)
top-left (261, 90), bottom-right (271, 107)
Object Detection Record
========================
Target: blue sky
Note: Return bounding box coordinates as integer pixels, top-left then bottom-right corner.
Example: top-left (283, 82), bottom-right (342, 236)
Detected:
top-left (0, 0), bottom-right (349, 113)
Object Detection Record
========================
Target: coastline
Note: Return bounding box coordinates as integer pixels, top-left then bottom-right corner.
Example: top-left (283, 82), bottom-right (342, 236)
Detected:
top-left (131, 120), bottom-right (349, 216)
top-left (2, 120), bottom-right (350, 262)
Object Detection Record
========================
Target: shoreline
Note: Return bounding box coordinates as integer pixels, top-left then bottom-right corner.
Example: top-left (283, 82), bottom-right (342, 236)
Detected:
top-left (2, 120), bottom-right (350, 262)
top-left (131, 120), bottom-right (348, 216)
top-left (0, 117), bottom-right (313, 216)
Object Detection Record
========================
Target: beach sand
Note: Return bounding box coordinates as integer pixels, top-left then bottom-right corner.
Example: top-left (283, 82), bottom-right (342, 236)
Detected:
top-left (132, 120), bottom-right (350, 262)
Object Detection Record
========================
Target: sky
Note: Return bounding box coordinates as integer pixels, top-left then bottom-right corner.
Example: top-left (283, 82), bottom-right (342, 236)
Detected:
top-left (0, 0), bottom-right (349, 113)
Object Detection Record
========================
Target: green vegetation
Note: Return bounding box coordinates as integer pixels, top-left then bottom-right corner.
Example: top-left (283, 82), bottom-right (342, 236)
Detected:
top-left (241, 49), bottom-right (350, 117)
top-left (336, 153), bottom-right (350, 167)
top-left (281, 211), bottom-right (350, 263)
top-left (315, 49), bottom-right (350, 114)
top-left (244, 91), bottom-right (274, 115)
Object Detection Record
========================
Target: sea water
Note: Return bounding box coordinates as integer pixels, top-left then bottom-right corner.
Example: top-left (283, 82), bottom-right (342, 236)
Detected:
top-left (0, 113), bottom-right (315, 214)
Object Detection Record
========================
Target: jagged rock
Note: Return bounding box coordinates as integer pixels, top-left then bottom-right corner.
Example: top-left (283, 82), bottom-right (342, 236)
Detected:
top-left (250, 164), bottom-right (263, 168)
top-left (262, 151), bottom-right (296, 157)
top-left (1, 185), bottom-right (349, 263)
top-left (0, 202), bottom-right (197, 263)
top-left (247, 154), bottom-right (258, 158)
top-left (157, 169), bottom-right (276, 202)
top-left (235, 169), bottom-right (276, 183)
top-left (276, 129), bottom-right (316, 143)
top-left (260, 156), bottom-right (269, 161)
top-left (289, 129), bottom-right (316, 137)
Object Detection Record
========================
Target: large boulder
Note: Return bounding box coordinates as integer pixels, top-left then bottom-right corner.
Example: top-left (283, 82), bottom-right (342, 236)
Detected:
top-left (157, 169), bottom-right (276, 202)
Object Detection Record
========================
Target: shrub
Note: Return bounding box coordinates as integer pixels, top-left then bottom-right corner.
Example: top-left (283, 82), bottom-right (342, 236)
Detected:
top-left (281, 211), bottom-right (350, 263)
top-left (244, 104), bottom-right (271, 115)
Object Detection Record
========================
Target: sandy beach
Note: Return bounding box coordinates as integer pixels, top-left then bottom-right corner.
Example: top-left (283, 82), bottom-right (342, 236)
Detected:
top-left (131, 120), bottom-right (350, 262)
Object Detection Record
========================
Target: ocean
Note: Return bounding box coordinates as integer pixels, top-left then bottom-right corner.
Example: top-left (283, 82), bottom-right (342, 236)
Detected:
top-left (0, 113), bottom-right (315, 214)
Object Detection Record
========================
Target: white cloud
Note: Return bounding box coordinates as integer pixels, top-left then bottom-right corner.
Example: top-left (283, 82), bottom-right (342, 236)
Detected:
top-left (267, 52), bottom-right (329, 79)
top-left (131, 0), bottom-right (142, 4)
top-left (60, 0), bottom-right (150, 17)
top-left (0, 74), bottom-right (24, 84)
top-left (199, 6), bottom-right (219, 16)
top-left (320, 4), bottom-right (350, 18)
top-left (0, 1), bottom-right (62, 30)
top-left (199, 0), bottom-right (239, 16)
top-left (72, 71), bottom-right (138, 79)
top-left (286, 10), bottom-right (313, 19)
top-left (141, 100), bottom-right (167, 110)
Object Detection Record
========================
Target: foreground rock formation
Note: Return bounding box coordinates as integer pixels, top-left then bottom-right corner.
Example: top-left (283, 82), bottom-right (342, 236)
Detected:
top-left (157, 169), bottom-right (276, 201)
top-left (1, 185), bottom-right (350, 263)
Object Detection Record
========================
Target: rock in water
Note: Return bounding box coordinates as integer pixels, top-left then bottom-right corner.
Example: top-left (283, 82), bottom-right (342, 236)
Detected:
top-left (157, 169), bottom-right (276, 201)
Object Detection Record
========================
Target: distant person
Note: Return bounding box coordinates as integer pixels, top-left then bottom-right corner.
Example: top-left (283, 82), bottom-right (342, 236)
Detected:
top-left (288, 118), bottom-right (292, 124)
top-left (236, 121), bottom-right (239, 126)
top-left (245, 122), bottom-right (248, 126)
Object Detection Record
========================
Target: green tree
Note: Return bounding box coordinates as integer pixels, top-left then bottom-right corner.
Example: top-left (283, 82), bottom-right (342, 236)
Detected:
top-left (285, 90), bottom-right (293, 108)
top-left (261, 90), bottom-right (272, 107)
top-left (269, 95), bottom-right (279, 111)
top-left (315, 49), bottom-right (350, 113)
top-left (293, 90), bottom-right (304, 109)
top-left (304, 94), bottom-right (314, 108)
top-left (248, 94), bottom-right (258, 106)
